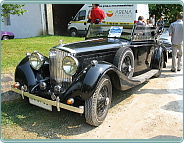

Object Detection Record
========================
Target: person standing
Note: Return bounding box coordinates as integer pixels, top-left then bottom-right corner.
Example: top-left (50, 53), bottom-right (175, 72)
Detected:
top-left (135, 16), bottom-right (146, 25)
top-left (146, 19), bottom-right (153, 27)
top-left (90, 4), bottom-right (105, 24)
top-left (157, 17), bottom-right (164, 30)
top-left (150, 14), bottom-right (156, 26)
top-left (169, 12), bottom-right (183, 72)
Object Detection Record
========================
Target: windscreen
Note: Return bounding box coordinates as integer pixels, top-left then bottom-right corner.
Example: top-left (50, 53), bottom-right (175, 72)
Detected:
top-left (86, 24), bottom-right (133, 40)
top-left (132, 25), bottom-right (157, 41)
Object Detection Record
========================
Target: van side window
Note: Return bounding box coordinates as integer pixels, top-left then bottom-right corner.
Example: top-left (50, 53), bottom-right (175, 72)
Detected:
top-left (74, 10), bottom-right (86, 21)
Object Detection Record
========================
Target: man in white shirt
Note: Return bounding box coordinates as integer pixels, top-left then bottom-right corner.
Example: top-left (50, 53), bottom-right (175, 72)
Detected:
top-left (169, 12), bottom-right (183, 72)
top-left (150, 14), bottom-right (156, 26)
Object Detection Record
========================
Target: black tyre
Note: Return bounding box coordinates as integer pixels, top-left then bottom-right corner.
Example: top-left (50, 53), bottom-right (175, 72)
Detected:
top-left (70, 29), bottom-right (78, 37)
top-left (154, 53), bottom-right (164, 77)
top-left (85, 75), bottom-right (112, 126)
top-left (2, 35), bottom-right (9, 40)
top-left (114, 47), bottom-right (134, 79)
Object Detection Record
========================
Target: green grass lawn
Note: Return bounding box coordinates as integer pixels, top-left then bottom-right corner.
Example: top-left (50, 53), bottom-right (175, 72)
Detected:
top-left (1, 35), bottom-right (84, 74)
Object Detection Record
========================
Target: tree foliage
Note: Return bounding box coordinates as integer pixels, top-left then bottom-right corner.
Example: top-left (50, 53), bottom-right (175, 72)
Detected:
top-left (149, 4), bottom-right (183, 25)
top-left (1, 4), bottom-right (28, 21)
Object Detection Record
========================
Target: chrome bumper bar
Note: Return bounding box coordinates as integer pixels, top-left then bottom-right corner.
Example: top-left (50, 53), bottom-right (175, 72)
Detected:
top-left (11, 86), bottom-right (84, 114)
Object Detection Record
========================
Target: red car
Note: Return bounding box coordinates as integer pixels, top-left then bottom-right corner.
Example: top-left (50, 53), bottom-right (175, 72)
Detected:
top-left (1, 31), bottom-right (14, 40)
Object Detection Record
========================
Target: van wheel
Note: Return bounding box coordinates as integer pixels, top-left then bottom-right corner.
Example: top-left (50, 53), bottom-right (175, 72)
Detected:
top-left (114, 47), bottom-right (134, 79)
top-left (70, 29), bottom-right (78, 37)
top-left (85, 75), bottom-right (112, 126)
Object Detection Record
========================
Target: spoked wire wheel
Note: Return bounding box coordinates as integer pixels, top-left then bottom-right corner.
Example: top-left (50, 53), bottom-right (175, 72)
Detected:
top-left (114, 47), bottom-right (134, 79)
top-left (120, 55), bottom-right (133, 77)
top-left (85, 75), bottom-right (112, 126)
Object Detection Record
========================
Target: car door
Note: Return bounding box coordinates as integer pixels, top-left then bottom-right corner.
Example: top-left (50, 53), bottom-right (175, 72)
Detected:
top-left (131, 25), bottom-right (155, 75)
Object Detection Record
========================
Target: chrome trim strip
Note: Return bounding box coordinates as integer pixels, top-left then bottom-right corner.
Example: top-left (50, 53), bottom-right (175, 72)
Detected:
top-left (74, 43), bottom-right (121, 53)
top-left (11, 87), bottom-right (84, 114)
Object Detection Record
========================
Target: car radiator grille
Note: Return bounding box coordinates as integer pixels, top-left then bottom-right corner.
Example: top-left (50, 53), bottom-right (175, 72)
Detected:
top-left (49, 48), bottom-right (72, 92)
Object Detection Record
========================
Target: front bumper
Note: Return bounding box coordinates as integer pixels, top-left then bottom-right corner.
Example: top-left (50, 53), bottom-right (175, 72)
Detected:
top-left (11, 86), bottom-right (84, 114)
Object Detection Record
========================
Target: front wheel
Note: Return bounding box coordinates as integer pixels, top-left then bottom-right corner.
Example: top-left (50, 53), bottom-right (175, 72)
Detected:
top-left (85, 75), bottom-right (112, 126)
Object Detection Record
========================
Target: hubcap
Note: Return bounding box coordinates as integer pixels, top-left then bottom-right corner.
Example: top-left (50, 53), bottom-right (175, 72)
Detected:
top-left (128, 65), bottom-right (132, 72)
top-left (71, 32), bottom-right (76, 37)
top-left (105, 97), bottom-right (110, 106)
top-left (121, 56), bottom-right (132, 77)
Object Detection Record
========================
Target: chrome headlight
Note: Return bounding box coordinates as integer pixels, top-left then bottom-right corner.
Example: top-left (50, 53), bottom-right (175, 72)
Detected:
top-left (62, 56), bottom-right (78, 76)
top-left (29, 51), bottom-right (44, 70)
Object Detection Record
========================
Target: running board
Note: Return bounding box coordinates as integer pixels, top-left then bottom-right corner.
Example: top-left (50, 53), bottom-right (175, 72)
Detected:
top-left (118, 69), bottom-right (159, 91)
top-left (131, 69), bottom-right (159, 83)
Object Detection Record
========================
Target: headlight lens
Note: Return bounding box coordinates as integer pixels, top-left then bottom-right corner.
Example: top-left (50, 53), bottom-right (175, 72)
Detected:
top-left (62, 56), bottom-right (78, 76)
top-left (30, 51), bottom-right (44, 70)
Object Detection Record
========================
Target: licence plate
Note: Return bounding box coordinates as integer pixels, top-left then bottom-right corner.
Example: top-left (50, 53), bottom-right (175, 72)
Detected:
top-left (29, 98), bottom-right (52, 111)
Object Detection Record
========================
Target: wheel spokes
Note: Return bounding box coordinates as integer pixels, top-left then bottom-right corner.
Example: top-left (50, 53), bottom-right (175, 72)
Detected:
top-left (121, 56), bottom-right (131, 76)
top-left (97, 86), bottom-right (109, 117)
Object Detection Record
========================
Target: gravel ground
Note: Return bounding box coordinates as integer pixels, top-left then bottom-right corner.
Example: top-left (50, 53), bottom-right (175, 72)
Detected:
top-left (1, 58), bottom-right (183, 140)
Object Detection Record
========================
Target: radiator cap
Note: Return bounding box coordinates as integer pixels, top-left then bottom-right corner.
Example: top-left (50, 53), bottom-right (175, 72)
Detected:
top-left (59, 39), bottom-right (63, 46)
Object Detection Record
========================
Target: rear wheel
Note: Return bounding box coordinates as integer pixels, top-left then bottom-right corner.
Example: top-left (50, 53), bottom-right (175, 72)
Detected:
top-left (85, 75), bottom-right (112, 126)
top-left (163, 61), bottom-right (166, 68)
top-left (154, 53), bottom-right (164, 77)
top-left (114, 47), bottom-right (134, 79)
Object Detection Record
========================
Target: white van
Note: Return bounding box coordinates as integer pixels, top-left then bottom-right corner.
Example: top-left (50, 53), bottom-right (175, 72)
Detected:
top-left (67, 4), bottom-right (149, 36)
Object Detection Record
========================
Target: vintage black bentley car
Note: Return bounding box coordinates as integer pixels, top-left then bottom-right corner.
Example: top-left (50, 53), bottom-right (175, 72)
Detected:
top-left (12, 24), bottom-right (167, 126)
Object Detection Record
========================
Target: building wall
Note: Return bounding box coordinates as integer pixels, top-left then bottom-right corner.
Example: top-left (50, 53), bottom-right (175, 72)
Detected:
top-left (1, 4), bottom-right (46, 39)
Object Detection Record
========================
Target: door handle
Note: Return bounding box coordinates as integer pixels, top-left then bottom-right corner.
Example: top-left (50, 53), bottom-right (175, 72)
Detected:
top-left (84, 22), bottom-right (86, 25)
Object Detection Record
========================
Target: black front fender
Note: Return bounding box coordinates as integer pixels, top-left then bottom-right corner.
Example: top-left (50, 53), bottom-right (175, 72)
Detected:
top-left (15, 55), bottom-right (49, 91)
top-left (15, 56), bottom-right (37, 90)
top-left (63, 60), bottom-right (143, 101)
top-left (63, 61), bottom-right (120, 101)
top-left (81, 61), bottom-right (117, 99)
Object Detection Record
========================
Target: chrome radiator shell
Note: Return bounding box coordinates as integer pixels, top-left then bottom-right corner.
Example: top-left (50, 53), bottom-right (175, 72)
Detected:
top-left (49, 48), bottom-right (72, 92)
